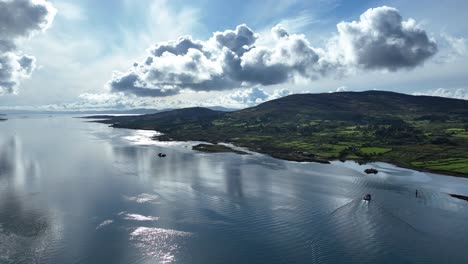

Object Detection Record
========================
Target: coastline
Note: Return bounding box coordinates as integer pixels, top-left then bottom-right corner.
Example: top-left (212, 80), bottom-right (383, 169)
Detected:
top-left (193, 143), bottom-right (249, 155)
top-left (153, 133), bottom-right (332, 164)
top-left (139, 127), bottom-right (468, 179)
top-left (376, 158), bottom-right (468, 179)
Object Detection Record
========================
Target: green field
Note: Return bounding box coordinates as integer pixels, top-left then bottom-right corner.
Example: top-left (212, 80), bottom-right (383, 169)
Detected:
top-left (411, 158), bottom-right (468, 174)
top-left (361, 147), bottom-right (392, 154)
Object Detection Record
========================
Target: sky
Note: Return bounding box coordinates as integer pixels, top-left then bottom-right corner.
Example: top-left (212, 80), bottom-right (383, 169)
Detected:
top-left (0, 0), bottom-right (467, 111)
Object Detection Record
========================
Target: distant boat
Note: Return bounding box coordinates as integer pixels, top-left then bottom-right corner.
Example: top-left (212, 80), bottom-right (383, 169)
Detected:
top-left (364, 168), bottom-right (378, 174)
top-left (363, 194), bottom-right (372, 201)
top-left (157, 153), bottom-right (166, 157)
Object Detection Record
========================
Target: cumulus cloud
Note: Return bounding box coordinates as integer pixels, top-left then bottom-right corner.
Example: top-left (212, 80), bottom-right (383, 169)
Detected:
top-left (109, 24), bottom-right (333, 97)
top-left (337, 6), bottom-right (437, 70)
top-left (0, 0), bottom-right (56, 95)
top-left (210, 87), bottom-right (292, 107)
top-left (0, 53), bottom-right (36, 94)
top-left (271, 24), bottom-right (290, 39)
top-left (109, 6), bottom-right (438, 97)
top-left (413, 88), bottom-right (468, 100)
top-left (335, 86), bottom-right (348, 92)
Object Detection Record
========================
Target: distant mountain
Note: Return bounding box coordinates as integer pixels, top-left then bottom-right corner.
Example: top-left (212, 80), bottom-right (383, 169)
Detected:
top-left (0, 108), bottom-right (163, 115)
top-left (206, 106), bottom-right (238, 112)
top-left (0, 106), bottom-right (236, 115)
top-left (95, 91), bottom-right (468, 177)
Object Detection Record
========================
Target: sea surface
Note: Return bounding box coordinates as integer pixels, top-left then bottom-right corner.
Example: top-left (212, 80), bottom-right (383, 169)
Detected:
top-left (1, 115), bottom-right (468, 264)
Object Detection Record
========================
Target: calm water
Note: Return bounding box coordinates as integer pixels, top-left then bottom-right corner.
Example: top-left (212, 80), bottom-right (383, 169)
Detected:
top-left (1, 115), bottom-right (468, 264)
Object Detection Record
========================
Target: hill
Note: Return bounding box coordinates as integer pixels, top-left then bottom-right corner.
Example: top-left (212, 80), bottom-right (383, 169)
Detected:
top-left (92, 91), bottom-right (468, 177)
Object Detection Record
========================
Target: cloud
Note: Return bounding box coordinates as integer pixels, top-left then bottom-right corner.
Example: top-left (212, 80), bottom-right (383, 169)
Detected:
top-left (271, 24), bottom-right (289, 39)
top-left (211, 87), bottom-right (292, 107)
top-left (1, 86), bottom-right (294, 112)
top-left (148, 35), bottom-right (207, 57)
top-left (413, 88), bottom-right (468, 100)
top-left (0, 0), bottom-right (56, 95)
top-left (0, 0), bottom-right (56, 50)
top-left (434, 34), bottom-right (468, 63)
top-left (108, 24), bottom-right (332, 97)
top-left (214, 24), bottom-right (258, 56)
top-left (54, 2), bottom-right (87, 21)
top-left (109, 6), bottom-right (438, 98)
top-left (335, 86), bottom-right (348, 92)
top-left (337, 6), bottom-right (437, 70)
top-left (0, 53), bottom-right (36, 94)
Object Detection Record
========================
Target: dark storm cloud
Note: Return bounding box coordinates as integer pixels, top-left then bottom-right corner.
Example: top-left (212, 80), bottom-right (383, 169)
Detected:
top-left (337, 6), bottom-right (437, 70)
top-left (109, 6), bottom-right (438, 97)
top-left (0, 0), bottom-right (56, 95)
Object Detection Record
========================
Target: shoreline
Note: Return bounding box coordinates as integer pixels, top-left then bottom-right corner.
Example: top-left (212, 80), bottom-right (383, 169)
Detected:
top-left (375, 158), bottom-right (468, 179)
top-left (151, 130), bottom-right (468, 178)
top-left (158, 135), bottom-right (468, 179)
top-left (192, 143), bottom-right (249, 155)
top-left (90, 118), bottom-right (468, 179)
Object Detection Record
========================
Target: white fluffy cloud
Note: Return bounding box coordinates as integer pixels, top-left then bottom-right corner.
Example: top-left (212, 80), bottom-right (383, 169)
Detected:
top-left (1, 87), bottom-right (293, 112)
top-left (207, 87), bottom-right (292, 108)
top-left (337, 6), bottom-right (437, 70)
top-left (413, 88), bottom-right (468, 100)
top-left (78, 87), bottom-right (292, 110)
top-left (335, 86), bottom-right (348, 92)
top-left (0, 0), bottom-right (56, 95)
top-left (109, 24), bottom-right (331, 97)
top-left (109, 6), bottom-right (438, 98)
top-left (0, 53), bottom-right (36, 94)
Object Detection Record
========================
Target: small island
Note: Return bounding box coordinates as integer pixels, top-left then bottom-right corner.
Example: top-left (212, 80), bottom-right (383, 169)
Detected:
top-left (364, 168), bottom-right (379, 174)
top-left (193, 144), bottom-right (248, 155)
top-left (449, 194), bottom-right (468, 202)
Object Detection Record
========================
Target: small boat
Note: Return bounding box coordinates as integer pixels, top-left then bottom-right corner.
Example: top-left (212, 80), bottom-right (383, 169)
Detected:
top-left (157, 153), bottom-right (167, 157)
top-left (363, 194), bottom-right (372, 201)
top-left (364, 168), bottom-right (378, 174)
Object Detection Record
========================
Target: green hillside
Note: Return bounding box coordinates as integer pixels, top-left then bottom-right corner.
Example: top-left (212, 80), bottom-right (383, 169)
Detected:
top-left (92, 91), bottom-right (468, 177)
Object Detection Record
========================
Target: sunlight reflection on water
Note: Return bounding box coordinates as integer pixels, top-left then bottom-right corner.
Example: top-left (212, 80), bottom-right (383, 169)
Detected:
top-left (122, 130), bottom-right (161, 145)
top-left (124, 193), bottom-right (161, 204)
top-left (130, 227), bottom-right (192, 264)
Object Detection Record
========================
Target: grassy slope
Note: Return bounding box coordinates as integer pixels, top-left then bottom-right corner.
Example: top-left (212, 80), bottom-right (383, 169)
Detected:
top-left (93, 91), bottom-right (468, 177)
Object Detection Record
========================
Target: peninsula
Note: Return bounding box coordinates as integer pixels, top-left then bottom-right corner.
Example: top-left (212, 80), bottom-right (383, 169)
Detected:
top-left (88, 91), bottom-right (468, 177)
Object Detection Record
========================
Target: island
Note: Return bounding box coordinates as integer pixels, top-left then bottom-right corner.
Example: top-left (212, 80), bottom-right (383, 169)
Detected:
top-left (364, 168), bottom-right (379, 174)
top-left (86, 91), bottom-right (468, 178)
